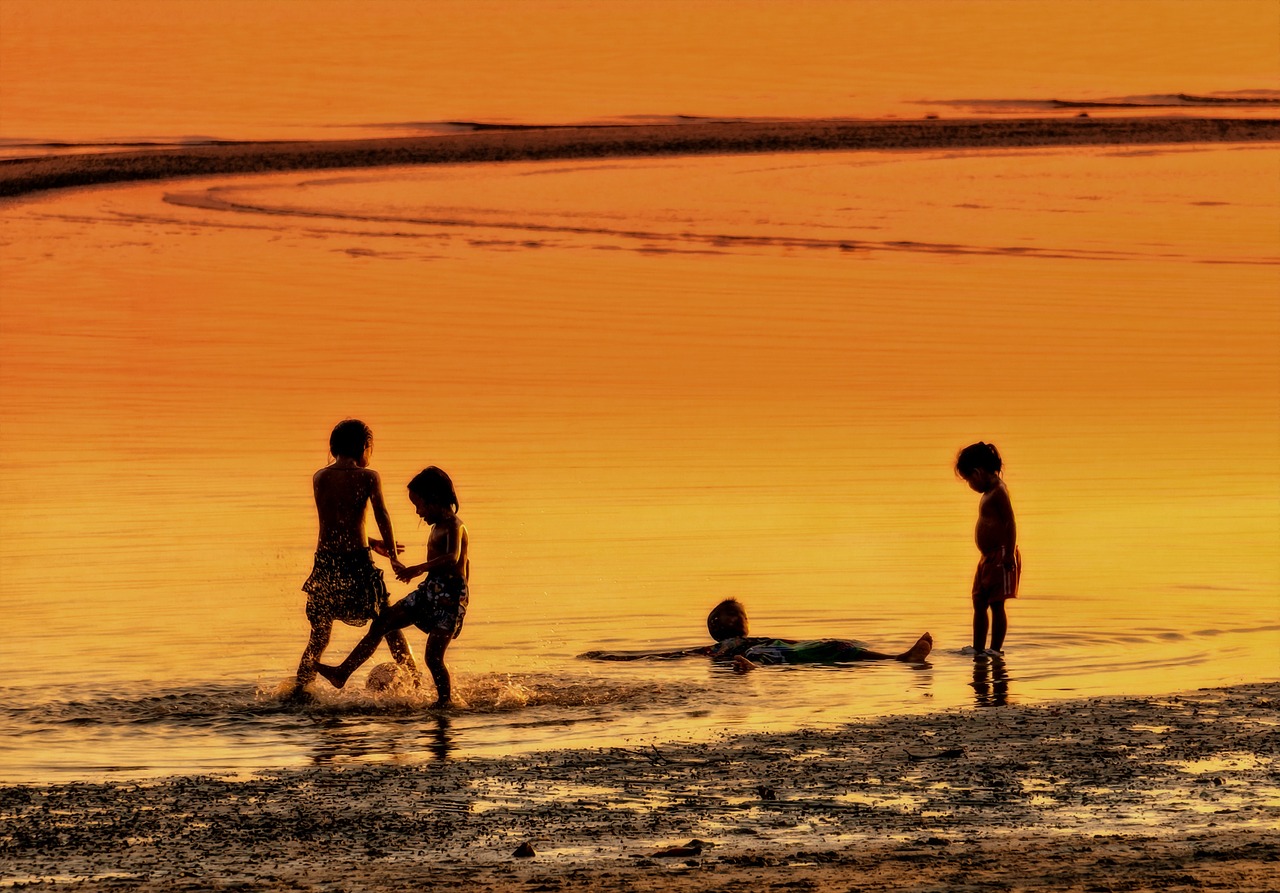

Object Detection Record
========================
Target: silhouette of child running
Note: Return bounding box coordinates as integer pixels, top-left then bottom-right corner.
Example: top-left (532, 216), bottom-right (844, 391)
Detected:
top-left (319, 466), bottom-right (470, 708)
top-left (955, 441), bottom-right (1020, 658)
top-left (581, 598), bottom-right (932, 671)
top-left (290, 419), bottom-right (418, 701)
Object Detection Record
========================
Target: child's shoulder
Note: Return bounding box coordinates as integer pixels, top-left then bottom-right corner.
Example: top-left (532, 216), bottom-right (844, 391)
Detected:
top-left (980, 480), bottom-right (1013, 510)
top-left (314, 464), bottom-right (380, 487)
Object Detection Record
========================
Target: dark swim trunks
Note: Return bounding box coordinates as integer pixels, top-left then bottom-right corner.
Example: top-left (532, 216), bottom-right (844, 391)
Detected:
top-left (743, 639), bottom-right (870, 665)
top-left (710, 636), bottom-right (869, 665)
top-left (402, 575), bottom-right (469, 639)
top-left (302, 548), bottom-right (390, 627)
top-left (972, 545), bottom-right (1022, 607)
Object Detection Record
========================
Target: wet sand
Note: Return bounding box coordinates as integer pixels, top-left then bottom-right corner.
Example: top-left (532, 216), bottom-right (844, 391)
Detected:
top-left (3, 116), bottom-right (1279, 199)
top-left (3, 681), bottom-right (1276, 891)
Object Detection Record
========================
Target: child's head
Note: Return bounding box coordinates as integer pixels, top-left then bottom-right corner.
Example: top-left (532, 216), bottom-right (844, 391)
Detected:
top-left (707, 598), bottom-right (748, 641)
top-left (407, 466), bottom-right (459, 518)
top-left (329, 419), bottom-right (373, 462)
top-left (955, 441), bottom-right (1003, 490)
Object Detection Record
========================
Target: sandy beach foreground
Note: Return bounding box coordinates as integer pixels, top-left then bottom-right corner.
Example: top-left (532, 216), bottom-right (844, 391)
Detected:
top-left (3, 682), bottom-right (1276, 891)
top-left (3, 116), bottom-right (1279, 199)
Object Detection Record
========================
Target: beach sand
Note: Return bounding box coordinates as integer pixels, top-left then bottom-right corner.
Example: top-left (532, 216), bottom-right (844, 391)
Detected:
top-left (3, 681), bottom-right (1276, 891)
top-left (4, 116), bottom-right (1279, 199)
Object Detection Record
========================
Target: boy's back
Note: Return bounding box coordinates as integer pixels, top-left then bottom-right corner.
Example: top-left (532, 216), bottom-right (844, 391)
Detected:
top-left (313, 465), bottom-right (379, 551)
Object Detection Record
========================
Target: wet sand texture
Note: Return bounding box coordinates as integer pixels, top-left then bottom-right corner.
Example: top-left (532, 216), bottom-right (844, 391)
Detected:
top-left (3, 117), bottom-right (1279, 199)
top-left (3, 682), bottom-right (1276, 891)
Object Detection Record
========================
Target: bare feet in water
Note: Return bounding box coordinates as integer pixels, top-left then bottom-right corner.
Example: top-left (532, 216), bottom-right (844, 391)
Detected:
top-left (315, 664), bottom-right (348, 689)
top-left (732, 655), bottom-right (758, 674)
top-left (898, 632), bottom-right (933, 662)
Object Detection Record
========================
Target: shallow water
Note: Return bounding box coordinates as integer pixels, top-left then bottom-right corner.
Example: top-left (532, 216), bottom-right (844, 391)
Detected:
top-left (1, 142), bottom-right (1277, 783)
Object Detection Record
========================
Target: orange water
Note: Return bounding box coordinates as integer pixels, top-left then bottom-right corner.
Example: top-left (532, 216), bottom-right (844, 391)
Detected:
top-left (0, 0), bottom-right (1277, 782)
top-left (2, 0), bottom-right (1277, 143)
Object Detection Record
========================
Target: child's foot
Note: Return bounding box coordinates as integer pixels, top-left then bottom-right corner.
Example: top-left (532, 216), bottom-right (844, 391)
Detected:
top-left (984, 648), bottom-right (1004, 658)
top-left (316, 664), bottom-right (348, 689)
top-left (283, 683), bottom-right (315, 705)
top-left (898, 632), bottom-right (933, 662)
top-left (430, 697), bottom-right (452, 710)
top-left (732, 655), bottom-right (758, 674)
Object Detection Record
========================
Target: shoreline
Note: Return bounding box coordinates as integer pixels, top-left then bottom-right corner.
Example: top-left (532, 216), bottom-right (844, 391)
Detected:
top-left (4, 680), bottom-right (1276, 891)
top-left (3, 116), bottom-right (1279, 200)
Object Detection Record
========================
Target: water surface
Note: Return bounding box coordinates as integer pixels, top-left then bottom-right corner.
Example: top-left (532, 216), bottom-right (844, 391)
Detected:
top-left (1, 143), bottom-right (1276, 783)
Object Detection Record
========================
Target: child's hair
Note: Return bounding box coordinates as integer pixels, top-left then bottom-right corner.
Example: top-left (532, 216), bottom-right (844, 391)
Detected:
top-left (707, 598), bottom-right (748, 641)
top-left (955, 441), bottom-right (1003, 477)
top-left (329, 419), bottom-right (373, 460)
top-left (408, 466), bottom-right (459, 511)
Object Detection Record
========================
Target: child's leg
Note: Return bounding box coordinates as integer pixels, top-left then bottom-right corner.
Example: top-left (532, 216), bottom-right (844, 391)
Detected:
top-left (318, 602), bottom-right (413, 688)
top-left (972, 603), bottom-right (989, 653)
top-left (895, 632), bottom-right (933, 662)
top-left (295, 618), bottom-right (333, 686)
top-left (989, 601), bottom-right (1008, 652)
top-left (424, 630), bottom-right (453, 707)
top-left (383, 628), bottom-right (421, 676)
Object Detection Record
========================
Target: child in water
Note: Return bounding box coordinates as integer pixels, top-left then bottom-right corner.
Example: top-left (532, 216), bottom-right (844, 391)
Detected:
top-left (580, 598), bottom-right (933, 669)
top-left (955, 441), bottom-right (1020, 658)
top-left (319, 466), bottom-right (470, 708)
top-left (290, 419), bottom-right (418, 701)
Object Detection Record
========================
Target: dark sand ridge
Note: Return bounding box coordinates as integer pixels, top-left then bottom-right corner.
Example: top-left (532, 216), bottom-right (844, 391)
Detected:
top-left (3, 116), bottom-right (1279, 199)
top-left (2, 682), bottom-right (1276, 891)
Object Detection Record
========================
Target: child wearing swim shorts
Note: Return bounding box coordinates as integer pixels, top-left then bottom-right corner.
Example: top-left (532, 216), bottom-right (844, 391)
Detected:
top-left (319, 466), bottom-right (470, 708)
top-left (290, 419), bottom-right (417, 700)
top-left (956, 441), bottom-right (1020, 658)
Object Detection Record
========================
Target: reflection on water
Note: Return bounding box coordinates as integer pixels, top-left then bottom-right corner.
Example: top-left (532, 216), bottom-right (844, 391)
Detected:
top-left (308, 711), bottom-right (454, 766)
top-left (971, 656), bottom-right (1012, 708)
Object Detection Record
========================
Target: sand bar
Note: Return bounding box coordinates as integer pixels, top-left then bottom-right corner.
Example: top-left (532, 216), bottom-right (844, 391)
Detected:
top-left (3, 681), bottom-right (1276, 891)
top-left (3, 117), bottom-right (1279, 199)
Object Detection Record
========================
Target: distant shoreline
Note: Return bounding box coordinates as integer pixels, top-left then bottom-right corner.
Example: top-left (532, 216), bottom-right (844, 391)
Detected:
top-left (3, 116), bottom-right (1278, 200)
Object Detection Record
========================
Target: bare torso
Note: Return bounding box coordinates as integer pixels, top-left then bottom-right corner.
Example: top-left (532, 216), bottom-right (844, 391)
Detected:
top-left (974, 480), bottom-right (1016, 556)
top-left (426, 516), bottom-right (470, 580)
top-left (313, 464), bottom-right (379, 551)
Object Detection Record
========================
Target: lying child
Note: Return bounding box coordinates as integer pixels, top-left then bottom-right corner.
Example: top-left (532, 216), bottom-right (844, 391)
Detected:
top-left (581, 598), bottom-right (932, 671)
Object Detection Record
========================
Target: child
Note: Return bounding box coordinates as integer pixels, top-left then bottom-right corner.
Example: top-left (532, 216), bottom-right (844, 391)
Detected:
top-left (580, 598), bottom-right (933, 669)
top-left (290, 419), bottom-right (418, 700)
top-left (319, 466), bottom-right (470, 708)
top-left (955, 441), bottom-right (1020, 658)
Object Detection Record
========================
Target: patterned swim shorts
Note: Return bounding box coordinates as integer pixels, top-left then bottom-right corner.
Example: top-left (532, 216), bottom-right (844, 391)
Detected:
top-left (402, 575), bottom-right (469, 639)
top-left (302, 549), bottom-right (390, 627)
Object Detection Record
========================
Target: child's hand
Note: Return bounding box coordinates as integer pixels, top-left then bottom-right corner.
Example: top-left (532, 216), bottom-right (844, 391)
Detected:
top-left (394, 565), bottom-right (416, 583)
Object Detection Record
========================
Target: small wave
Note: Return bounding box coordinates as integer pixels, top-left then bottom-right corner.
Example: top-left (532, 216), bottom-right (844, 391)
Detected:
top-left (158, 184), bottom-right (1279, 266)
top-left (0, 671), bottom-right (677, 732)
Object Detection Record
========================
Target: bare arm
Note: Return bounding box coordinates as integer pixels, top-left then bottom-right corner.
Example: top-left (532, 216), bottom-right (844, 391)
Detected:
top-left (396, 517), bottom-right (465, 582)
top-left (367, 471), bottom-right (403, 570)
top-left (578, 646), bottom-right (714, 661)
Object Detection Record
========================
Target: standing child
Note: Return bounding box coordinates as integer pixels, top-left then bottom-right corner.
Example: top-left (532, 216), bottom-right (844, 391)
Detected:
top-left (319, 466), bottom-right (470, 708)
top-left (956, 442), bottom-right (1020, 658)
top-left (290, 419), bottom-right (418, 701)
